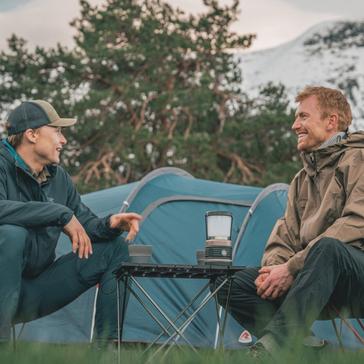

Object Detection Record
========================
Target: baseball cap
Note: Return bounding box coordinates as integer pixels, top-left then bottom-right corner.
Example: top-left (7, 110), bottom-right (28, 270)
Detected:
top-left (6, 100), bottom-right (77, 135)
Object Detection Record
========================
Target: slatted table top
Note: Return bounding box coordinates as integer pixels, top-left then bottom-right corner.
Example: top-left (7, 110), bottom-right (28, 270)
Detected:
top-left (114, 262), bottom-right (245, 279)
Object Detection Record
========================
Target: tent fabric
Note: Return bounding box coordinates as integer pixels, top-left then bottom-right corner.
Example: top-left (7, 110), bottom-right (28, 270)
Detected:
top-left (15, 167), bottom-right (364, 348)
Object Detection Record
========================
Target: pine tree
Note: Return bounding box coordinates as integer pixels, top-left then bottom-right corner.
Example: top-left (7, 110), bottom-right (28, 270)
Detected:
top-left (0, 0), bottom-right (300, 191)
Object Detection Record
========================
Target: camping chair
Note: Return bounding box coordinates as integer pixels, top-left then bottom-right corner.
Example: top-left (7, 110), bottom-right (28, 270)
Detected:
top-left (11, 322), bottom-right (26, 350)
top-left (330, 306), bottom-right (364, 348)
top-left (89, 284), bottom-right (99, 342)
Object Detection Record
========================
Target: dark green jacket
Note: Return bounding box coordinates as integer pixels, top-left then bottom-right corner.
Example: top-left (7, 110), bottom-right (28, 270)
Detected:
top-left (0, 141), bottom-right (121, 275)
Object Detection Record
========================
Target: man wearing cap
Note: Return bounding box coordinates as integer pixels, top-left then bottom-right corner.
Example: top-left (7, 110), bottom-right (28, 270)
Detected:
top-left (0, 100), bottom-right (141, 345)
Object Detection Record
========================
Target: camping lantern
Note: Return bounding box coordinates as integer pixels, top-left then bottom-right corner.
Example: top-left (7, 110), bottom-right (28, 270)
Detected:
top-left (204, 211), bottom-right (233, 265)
top-left (205, 211), bottom-right (232, 240)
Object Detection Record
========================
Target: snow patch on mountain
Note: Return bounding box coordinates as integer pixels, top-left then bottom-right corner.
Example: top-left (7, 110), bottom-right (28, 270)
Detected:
top-left (238, 20), bottom-right (364, 130)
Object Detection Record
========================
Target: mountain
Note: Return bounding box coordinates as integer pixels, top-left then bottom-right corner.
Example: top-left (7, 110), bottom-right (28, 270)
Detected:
top-left (238, 20), bottom-right (364, 130)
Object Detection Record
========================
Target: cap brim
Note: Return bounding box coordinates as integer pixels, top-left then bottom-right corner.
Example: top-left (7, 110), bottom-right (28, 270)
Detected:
top-left (48, 118), bottom-right (77, 128)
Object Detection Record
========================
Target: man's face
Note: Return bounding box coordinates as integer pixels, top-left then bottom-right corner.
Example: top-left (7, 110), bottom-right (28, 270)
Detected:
top-left (33, 126), bottom-right (67, 165)
top-left (292, 95), bottom-right (336, 152)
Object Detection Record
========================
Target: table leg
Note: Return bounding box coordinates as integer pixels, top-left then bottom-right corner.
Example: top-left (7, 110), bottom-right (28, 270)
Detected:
top-left (146, 280), bottom-right (212, 351)
top-left (212, 278), bottom-right (223, 349)
top-left (117, 278), bottom-right (121, 364)
top-left (131, 277), bottom-right (197, 351)
top-left (219, 276), bottom-right (233, 349)
top-left (152, 278), bottom-right (228, 358)
top-left (117, 275), bottom-right (129, 364)
top-left (120, 276), bottom-right (129, 342)
top-left (126, 284), bottom-right (177, 347)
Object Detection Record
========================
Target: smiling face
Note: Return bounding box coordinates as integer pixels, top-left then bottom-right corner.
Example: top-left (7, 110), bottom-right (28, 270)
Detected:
top-left (292, 95), bottom-right (338, 152)
top-left (33, 126), bottom-right (67, 166)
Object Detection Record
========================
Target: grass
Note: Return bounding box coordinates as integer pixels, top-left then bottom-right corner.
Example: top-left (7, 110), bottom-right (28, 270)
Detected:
top-left (0, 341), bottom-right (363, 364)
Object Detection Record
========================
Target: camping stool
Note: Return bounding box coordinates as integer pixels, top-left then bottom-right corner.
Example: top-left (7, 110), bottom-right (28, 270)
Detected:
top-left (11, 322), bottom-right (26, 350)
top-left (89, 284), bottom-right (100, 342)
top-left (11, 325), bottom-right (16, 351)
top-left (331, 306), bottom-right (364, 347)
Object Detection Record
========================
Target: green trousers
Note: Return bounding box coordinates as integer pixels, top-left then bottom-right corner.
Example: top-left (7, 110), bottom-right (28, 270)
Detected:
top-left (0, 224), bottom-right (129, 342)
top-left (216, 238), bottom-right (364, 343)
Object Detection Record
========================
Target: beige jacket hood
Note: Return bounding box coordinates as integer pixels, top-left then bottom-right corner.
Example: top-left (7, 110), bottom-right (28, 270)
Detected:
top-left (262, 131), bottom-right (364, 275)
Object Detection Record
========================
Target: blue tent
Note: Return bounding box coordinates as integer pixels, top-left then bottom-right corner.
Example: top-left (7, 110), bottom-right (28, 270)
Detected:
top-left (16, 167), bottom-right (364, 348)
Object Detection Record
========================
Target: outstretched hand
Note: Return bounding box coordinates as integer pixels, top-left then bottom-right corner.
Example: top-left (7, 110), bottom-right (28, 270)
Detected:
top-left (109, 212), bottom-right (142, 241)
top-left (255, 263), bottom-right (294, 300)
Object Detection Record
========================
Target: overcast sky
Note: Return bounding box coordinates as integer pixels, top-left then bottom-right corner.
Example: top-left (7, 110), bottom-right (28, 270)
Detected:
top-left (0, 0), bottom-right (363, 52)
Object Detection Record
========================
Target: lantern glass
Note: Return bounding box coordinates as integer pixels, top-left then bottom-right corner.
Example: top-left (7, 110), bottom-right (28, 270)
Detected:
top-left (205, 211), bottom-right (232, 240)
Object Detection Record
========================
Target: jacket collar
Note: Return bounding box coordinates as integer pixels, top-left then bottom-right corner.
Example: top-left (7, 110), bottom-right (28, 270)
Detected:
top-left (301, 131), bottom-right (364, 176)
top-left (0, 139), bottom-right (57, 181)
top-left (318, 131), bottom-right (347, 150)
top-left (1, 138), bottom-right (29, 171)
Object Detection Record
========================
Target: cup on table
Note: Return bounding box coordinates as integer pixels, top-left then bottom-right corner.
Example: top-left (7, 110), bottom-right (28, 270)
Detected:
top-left (196, 250), bottom-right (205, 266)
top-left (128, 244), bottom-right (153, 263)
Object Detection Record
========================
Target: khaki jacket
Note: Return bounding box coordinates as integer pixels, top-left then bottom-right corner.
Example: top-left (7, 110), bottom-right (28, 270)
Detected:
top-left (262, 132), bottom-right (364, 275)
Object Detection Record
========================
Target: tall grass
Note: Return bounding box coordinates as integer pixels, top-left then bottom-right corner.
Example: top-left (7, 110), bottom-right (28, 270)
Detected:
top-left (0, 341), bottom-right (363, 364)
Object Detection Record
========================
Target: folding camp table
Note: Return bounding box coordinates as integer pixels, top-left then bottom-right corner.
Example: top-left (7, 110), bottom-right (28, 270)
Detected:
top-left (114, 262), bottom-right (244, 361)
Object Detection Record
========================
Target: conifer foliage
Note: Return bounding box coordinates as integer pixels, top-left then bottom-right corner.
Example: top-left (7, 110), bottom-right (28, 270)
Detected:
top-left (0, 0), bottom-right (299, 192)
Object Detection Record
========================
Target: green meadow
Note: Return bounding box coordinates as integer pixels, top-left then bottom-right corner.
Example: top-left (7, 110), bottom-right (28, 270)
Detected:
top-left (1, 342), bottom-right (363, 364)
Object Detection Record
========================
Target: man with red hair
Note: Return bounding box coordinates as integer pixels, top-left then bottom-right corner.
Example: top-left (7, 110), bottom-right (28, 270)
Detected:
top-left (218, 86), bottom-right (364, 353)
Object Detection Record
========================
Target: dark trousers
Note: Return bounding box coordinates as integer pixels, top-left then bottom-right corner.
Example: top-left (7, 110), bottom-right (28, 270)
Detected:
top-left (216, 238), bottom-right (364, 343)
top-left (0, 224), bottom-right (129, 342)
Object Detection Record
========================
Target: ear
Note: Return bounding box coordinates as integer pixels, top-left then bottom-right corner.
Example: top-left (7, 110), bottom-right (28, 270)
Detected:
top-left (23, 129), bottom-right (39, 144)
top-left (326, 113), bottom-right (339, 132)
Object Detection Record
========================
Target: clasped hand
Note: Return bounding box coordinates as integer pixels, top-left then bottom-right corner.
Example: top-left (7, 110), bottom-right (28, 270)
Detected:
top-left (254, 263), bottom-right (294, 300)
top-left (63, 212), bottom-right (142, 259)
